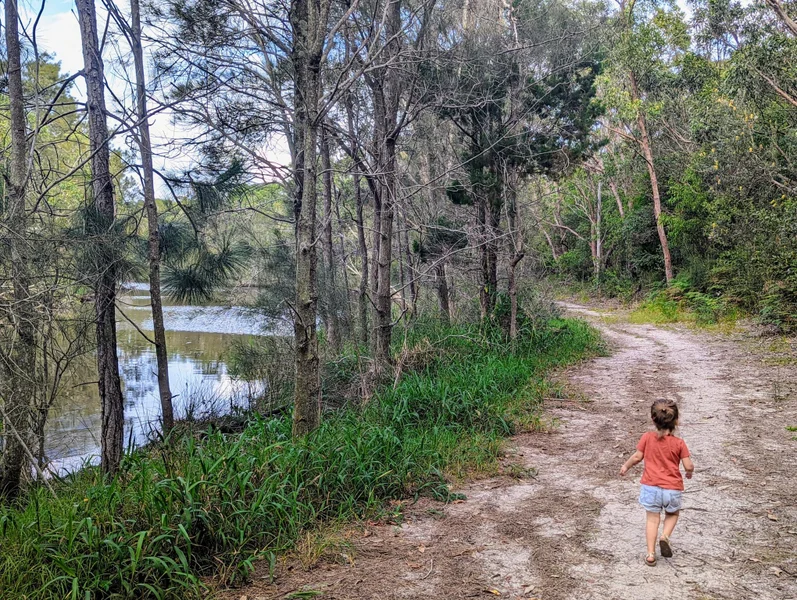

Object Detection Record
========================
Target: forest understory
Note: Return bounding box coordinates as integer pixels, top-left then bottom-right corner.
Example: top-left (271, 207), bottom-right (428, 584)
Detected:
top-left (226, 303), bottom-right (797, 600)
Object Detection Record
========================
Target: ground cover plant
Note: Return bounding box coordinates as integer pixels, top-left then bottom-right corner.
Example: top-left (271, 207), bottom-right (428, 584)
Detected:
top-left (0, 318), bottom-right (599, 599)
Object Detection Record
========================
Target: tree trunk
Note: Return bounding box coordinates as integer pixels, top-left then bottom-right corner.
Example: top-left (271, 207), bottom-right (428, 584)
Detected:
top-left (609, 179), bottom-right (624, 218)
top-left (291, 0), bottom-right (329, 437)
top-left (506, 167), bottom-right (523, 340)
top-left (333, 184), bottom-right (353, 338)
top-left (435, 263), bottom-right (452, 324)
top-left (372, 0), bottom-right (403, 368)
top-left (320, 127), bottom-right (341, 352)
top-left (630, 72), bottom-right (673, 284)
top-left (374, 140), bottom-right (395, 365)
top-left (354, 174), bottom-right (370, 346)
top-left (0, 0), bottom-right (36, 499)
top-left (479, 183), bottom-right (501, 319)
top-left (595, 181), bottom-right (602, 279)
top-left (131, 0), bottom-right (174, 434)
top-left (401, 206), bottom-right (418, 317)
top-left (477, 196), bottom-right (490, 318)
top-left (77, 0), bottom-right (125, 475)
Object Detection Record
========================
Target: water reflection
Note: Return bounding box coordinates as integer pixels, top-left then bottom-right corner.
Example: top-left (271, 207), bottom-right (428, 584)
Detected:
top-left (46, 285), bottom-right (278, 474)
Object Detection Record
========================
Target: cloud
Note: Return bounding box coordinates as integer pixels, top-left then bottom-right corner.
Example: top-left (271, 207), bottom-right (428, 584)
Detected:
top-left (28, 9), bottom-right (84, 78)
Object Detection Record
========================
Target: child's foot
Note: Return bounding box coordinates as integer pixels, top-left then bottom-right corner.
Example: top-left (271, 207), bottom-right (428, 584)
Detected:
top-left (645, 553), bottom-right (657, 567)
top-left (659, 536), bottom-right (673, 558)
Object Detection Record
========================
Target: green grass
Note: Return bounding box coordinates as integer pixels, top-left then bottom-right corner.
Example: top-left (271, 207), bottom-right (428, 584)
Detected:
top-left (0, 318), bottom-right (599, 599)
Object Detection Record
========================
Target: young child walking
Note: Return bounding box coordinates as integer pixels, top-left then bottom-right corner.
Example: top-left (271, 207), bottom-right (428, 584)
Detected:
top-left (619, 399), bottom-right (694, 566)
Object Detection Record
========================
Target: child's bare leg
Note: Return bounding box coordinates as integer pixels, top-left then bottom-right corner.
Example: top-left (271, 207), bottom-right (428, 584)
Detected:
top-left (662, 511), bottom-right (679, 539)
top-left (645, 512), bottom-right (660, 556)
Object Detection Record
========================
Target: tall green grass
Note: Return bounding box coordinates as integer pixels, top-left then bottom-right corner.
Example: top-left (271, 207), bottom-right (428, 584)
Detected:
top-left (0, 319), bottom-right (599, 599)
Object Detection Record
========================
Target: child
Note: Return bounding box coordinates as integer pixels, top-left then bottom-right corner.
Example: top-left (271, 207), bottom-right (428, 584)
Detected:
top-left (619, 399), bottom-right (694, 566)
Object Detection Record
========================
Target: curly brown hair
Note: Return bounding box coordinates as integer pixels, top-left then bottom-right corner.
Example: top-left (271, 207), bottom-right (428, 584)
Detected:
top-left (651, 399), bottom-right (679, 437)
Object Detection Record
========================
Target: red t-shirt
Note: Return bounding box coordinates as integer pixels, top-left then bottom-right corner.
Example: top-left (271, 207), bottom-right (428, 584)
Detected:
top-left (637, 431), bottom-right (690, 491)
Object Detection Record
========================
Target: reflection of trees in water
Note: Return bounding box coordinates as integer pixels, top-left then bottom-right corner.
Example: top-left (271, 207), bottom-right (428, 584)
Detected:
top-left (46, 308), bottom-right (268, 469)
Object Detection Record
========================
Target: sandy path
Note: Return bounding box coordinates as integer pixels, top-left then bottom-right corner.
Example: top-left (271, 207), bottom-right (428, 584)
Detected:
top-left (228, 305), bottom-right (797, 600)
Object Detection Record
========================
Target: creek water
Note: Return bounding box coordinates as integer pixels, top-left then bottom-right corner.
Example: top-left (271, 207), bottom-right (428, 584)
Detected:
top-left (45, 284), bottom-right (283, 474)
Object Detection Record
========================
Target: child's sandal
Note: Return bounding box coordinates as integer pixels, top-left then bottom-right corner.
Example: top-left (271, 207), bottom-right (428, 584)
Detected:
top-left (659, 536), bottom-right (673, 558)
top-left (645, 553), bottom-right (657, 567)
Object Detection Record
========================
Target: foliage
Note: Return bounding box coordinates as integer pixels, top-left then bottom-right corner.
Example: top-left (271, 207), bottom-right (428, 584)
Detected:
top-left (541, 0), bottom-right (797, 331)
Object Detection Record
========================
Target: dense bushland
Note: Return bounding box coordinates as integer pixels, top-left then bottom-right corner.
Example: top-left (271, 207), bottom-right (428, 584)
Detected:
top-left (0, 319), bottom-right (599, 599)
top-left (537, 1), bottom-right (797, 331)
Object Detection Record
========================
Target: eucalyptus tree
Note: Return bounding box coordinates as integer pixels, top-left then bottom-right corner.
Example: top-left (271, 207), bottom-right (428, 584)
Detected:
top-left (600, 0), bottom-right (692, 283)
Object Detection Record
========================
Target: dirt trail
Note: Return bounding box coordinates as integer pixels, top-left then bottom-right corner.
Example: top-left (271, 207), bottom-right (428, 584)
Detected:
top-left (228, 304), bottom-right (797, 600)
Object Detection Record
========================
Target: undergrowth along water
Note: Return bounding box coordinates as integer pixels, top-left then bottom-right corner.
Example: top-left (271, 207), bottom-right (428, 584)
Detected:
top-left (0, 319), bottom-right (600, 600)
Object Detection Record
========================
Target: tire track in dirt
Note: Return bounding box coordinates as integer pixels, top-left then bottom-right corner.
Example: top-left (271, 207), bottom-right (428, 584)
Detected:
top-left (226, 304), bottom-right (797, 600)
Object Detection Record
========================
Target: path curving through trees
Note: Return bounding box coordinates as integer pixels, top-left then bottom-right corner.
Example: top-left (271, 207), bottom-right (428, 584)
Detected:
top-left (229, 304), bottom-right (797, 600)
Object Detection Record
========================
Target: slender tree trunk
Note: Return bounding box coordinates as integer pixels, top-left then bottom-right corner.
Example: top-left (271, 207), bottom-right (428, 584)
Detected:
top-left (373, 0), bottom-right (402, 368)
top-left (401, 206), bottom-right (417, 317)
top-left (479, 184), bottom-right (501, 318)
top-left (320, 127), bottom-right (341, 352)
top-left (435, 263), bottom-right (451, 324)
top-left (397, 219), bottom-right (408, 315)
top-left (477, 196), bottom-right (490, 319)
top-left (333, 186), bottom-right (353, 337)
top-left (291, 0), bottom-right (329, 437)
top-left (487, 192), bottom-right (500, 312)
top-left (354, 174), bottom-right (370, 346)
top-left (506, 169), bottom-right (524, 340)
top-left (543, 230), bottom-right (559, 261)
top-left (77, 0), bottom-right (125, 475)
top-left (609, 179), bottom-right (624, 218)
top-left (595, 181), bottom-right (602, 279)
top-left (630, 72), bottom-right (673, 283)
top-left (374, 138), bottom-right (396, 365)
top-left (131, 0), bottom-right (173, 434)
top-left (0, 0), bottom-right (36, 499)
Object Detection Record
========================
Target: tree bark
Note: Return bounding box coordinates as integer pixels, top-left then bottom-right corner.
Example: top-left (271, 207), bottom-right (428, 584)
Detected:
top-left (130, 0), bottom-right (174, 434)
top-left (372, 0), bottom-right (403, 368)
top-left (291, 0), bottom-right (330, 437)
top-left (477, 196), bottom-right (490, 319)
top-left (0, 0), bottom-right (37, 499)
top-left (479, 183), bottom-right (501, 318)
top-left (401, 208), bottom-right (417, 317)
top-left (609, 179), bottom-right (625, 218)
top-left (630, 72), bottom-right (673, 284)
top-left (77, 0), bottom-right (126, 475)
top-left (595, 180), bottom-right (602, 279)
top-left (506, 167), bottom-right (523, 340)
top-left (320, 127), bottom-right (341, 352)
top-left (354, 174), bottom-right (370, 346)
top-left (435, 263), bottom-right (452, 324)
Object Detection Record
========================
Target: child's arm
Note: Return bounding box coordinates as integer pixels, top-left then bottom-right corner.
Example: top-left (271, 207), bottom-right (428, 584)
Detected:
top-left (619, 450), bottom-right (644, 476)
top-left (682, 456), bottom-right (694, 479)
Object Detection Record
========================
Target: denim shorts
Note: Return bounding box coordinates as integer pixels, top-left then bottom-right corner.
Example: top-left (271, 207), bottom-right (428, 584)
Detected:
top-left (639, 484), bottom-right (683, 514)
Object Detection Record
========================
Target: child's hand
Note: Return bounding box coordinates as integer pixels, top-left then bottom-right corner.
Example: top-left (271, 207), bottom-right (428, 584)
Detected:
top-left (619, 465), bottom-right (628, 476)
top-left (685, 470), bottom-right (693, 479)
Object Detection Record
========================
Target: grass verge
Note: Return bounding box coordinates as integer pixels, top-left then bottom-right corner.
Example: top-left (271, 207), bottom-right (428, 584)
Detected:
top-left (0, 318), bottom-right (599, 599)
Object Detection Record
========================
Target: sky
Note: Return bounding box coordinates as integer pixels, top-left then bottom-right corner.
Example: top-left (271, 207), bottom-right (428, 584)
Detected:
top-left (21, 0), bottom-right (295, 195)
top-left (19, 0), bottom-right (199, 193)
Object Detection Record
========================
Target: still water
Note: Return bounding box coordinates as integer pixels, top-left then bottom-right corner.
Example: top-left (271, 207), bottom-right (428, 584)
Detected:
top-left (45, 284), bottom-right (282, 474)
